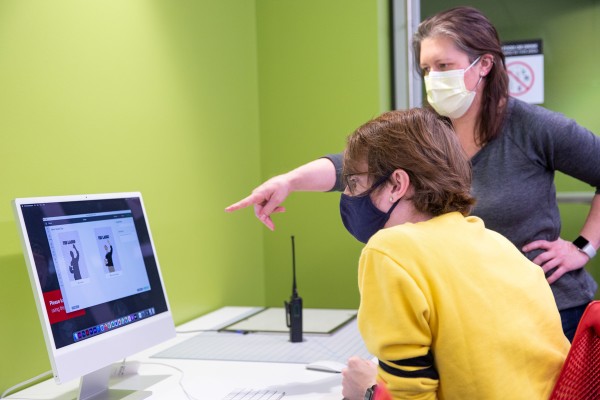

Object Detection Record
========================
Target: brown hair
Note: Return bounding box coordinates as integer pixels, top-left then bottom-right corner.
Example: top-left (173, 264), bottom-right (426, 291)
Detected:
top-left (413, 6), bottom-right (509, 145)
top-left (343, 108), bottom-right (475, 216)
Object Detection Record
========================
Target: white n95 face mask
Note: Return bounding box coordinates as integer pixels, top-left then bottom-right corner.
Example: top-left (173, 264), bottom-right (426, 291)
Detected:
top-left (424, 57), bottom-right (481, 119)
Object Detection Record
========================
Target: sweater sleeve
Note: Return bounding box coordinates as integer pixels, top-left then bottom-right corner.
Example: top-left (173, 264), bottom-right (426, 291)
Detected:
top-left (321, 152), bottom-right (344, 192)
top-left (514, 101), bottom-right (600, 194)
top-left (358, 247), bottom-right (438, 400)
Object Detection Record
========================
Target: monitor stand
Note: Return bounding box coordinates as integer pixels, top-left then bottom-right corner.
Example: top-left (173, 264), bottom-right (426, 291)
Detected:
top-left (49, 363), bottom-right (170, 400)
top-left (78, 365), bottom-right (151, 400)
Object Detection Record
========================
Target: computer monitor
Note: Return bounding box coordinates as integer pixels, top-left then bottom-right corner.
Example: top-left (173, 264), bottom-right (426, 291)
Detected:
top-left (13, 192), bottom-right (176, 400)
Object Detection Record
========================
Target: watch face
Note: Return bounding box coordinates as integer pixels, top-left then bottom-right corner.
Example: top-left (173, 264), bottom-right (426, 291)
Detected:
top-left (364, 386), bottom-right (376, 400)
top-left (574, 236), bottom-right (590, 249)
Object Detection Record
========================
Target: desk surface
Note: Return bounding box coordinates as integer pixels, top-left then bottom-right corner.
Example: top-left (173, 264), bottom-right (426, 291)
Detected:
top-left (8, 307), bottom-right (355, 400)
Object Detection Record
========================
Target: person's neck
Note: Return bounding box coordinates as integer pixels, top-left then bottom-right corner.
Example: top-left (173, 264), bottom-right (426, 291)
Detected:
top-left (451, 101), bottom-right (481, 159)
top-left (386, 201), bottom-right (433, 227)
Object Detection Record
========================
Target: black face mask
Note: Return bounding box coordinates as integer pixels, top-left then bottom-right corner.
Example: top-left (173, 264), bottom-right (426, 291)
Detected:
top-left (339, 193), bottom-right (400, 243)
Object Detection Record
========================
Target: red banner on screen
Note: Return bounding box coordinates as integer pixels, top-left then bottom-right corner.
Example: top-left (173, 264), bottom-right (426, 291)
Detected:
top-left (43, 290), bottom-right (85, 324)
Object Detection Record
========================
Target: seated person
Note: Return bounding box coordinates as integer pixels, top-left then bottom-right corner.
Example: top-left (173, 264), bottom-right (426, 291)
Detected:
top-left (338, 108), bottom-right (570, 400)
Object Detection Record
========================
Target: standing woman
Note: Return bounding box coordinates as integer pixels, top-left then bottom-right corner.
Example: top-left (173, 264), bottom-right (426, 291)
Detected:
top-left (411, 7), bottom-right (600, 341)
top-left (225, 6), bottom-right (600, 340)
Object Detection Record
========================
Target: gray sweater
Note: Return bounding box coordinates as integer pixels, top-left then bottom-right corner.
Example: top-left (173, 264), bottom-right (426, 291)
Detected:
top-left (327, 97), bottom-right (600, 310)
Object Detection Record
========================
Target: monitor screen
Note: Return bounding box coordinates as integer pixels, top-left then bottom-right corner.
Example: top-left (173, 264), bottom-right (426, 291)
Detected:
top-left (13, 192), bottom-right (175, 396)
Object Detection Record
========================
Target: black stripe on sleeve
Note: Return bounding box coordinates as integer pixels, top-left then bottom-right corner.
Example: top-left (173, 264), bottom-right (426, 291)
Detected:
top-left (379, 351), bottom-right (439, 379)
top-left (389, 350), bottom-right (435, 367)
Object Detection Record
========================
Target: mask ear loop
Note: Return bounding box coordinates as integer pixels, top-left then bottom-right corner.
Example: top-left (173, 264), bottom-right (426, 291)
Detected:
top-left (467, 56), bottom-right (485, 92)
top-left (357, 173), bottom-right (393, 198)
top-left (385, 196), bottom-right (402, 216)
top-left (465, 56), bottom-right (482, 72)
top-left (472, 75), bottom-right (484, 92)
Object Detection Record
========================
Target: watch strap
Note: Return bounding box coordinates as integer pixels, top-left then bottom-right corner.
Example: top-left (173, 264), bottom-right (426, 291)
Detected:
top-left (364, 384), bottom-right (377, 400)
top-left (573, 236), bottom-right (597, 259)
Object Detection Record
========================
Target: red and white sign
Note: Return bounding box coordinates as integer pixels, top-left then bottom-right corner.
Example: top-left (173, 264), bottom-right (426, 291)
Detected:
top-left (502, 40), bottom-right (544, 104)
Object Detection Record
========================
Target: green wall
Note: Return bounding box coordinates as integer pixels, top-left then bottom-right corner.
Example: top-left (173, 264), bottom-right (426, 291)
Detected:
top-left (254, 0), bottom-right (391, 308)
top-left (0, 0), bottom-right (265, 393)
top-left (4, 0), bottom-right (596, 395)
top-left (421, 0), bottom-right (600, 289)
top-left (0, 0), bottom-right (390, 394)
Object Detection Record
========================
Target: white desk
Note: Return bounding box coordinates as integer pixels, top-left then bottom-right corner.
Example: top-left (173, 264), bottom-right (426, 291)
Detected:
top-left (7, 307), bottom-right (352, 400)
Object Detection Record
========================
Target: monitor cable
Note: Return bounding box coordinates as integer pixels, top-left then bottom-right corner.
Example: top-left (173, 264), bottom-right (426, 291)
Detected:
top-left (0, 370), bottom-right (52, 399)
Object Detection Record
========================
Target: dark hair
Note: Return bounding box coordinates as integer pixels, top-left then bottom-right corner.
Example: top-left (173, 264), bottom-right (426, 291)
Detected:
top-left (413, 6), bottom-right (509, 145)
top-left (343, 108), bottom-right (475, 216)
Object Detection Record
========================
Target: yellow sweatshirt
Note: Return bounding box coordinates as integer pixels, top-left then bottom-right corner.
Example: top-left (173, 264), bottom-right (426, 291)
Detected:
top-left (357, 212), bottom-right (569, 400)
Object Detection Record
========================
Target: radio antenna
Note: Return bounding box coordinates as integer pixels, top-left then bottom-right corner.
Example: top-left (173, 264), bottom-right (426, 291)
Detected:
top-left (291, 235), bottom-right (298, 297)
top-left (285, 235), bottom-right (303, 342)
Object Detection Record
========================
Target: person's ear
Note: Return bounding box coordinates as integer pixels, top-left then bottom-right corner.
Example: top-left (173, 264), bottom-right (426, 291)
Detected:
top-left (479, 54), bottom-right (494, 77)
top-left (388, 169), bottom-right (410, 202)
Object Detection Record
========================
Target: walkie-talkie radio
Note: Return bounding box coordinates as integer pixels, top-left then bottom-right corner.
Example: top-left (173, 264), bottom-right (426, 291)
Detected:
top-left (284, 235), bottom-right (303, 343)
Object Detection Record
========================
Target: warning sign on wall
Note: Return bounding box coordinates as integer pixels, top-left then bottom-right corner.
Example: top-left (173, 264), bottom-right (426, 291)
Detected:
top-left (502, 39), bottom-right (544, 104)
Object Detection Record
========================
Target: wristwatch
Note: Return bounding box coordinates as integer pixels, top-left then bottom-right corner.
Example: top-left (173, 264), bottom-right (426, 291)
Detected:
top-left (364, 384), bottom-right (377, 400)
top-left (573, 235), bottom-right (597, 259)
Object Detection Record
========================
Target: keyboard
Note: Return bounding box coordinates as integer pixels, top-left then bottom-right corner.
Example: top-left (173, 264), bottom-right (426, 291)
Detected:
top-left (222, 388), bottom-right (285, 399)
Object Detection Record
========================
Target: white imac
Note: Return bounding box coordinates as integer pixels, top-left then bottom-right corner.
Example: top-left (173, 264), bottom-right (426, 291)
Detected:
top-left (13, 192), bottom-right (176, 400)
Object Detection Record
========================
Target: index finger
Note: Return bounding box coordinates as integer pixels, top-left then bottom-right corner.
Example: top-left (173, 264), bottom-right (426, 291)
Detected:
top-left (224, 193), bottom-right (262, 212)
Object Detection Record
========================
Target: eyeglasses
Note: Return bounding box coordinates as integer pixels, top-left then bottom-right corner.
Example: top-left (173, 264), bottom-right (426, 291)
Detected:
top-left (342, 172), bottom-right (370, 196)
top-left (343, 172), bottom-right (391, 196)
